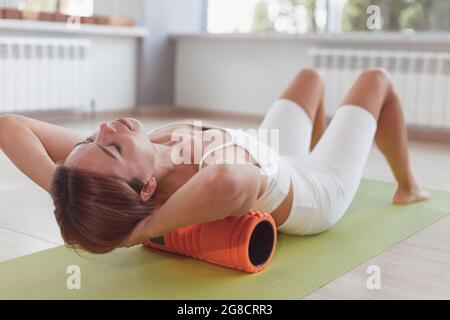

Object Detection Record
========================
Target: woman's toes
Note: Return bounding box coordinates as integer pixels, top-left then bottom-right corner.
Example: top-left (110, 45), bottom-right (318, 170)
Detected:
top-left (392, 186), bottom-right (431, 205)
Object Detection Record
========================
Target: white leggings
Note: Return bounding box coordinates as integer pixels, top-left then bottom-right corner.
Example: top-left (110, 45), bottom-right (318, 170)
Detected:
top-left (259, 99), bottom-right (377, 235)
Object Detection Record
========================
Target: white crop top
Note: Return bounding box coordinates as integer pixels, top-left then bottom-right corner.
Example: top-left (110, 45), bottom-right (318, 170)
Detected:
top-left (148, 120), bottom-right (291, 214)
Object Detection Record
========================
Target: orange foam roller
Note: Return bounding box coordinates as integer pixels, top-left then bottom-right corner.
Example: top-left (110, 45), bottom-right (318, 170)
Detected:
top-left (143, 211), bottom-right (277, 273)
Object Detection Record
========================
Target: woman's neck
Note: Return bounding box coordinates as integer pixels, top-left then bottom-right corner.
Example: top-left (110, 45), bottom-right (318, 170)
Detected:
top-left (151, 143), bottom-right (183, 204)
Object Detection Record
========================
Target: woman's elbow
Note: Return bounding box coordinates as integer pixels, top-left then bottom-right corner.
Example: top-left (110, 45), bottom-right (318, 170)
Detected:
top-left (0, 115), bottom-right (21, 146)
top-left (0, 114), bottom-right (23, 132)
top-left (0, 114), bottom-right (21, 123)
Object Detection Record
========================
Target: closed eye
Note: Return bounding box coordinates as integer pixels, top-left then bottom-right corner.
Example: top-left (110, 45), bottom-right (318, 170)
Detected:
top-left (73, 136), bottom-right (94, 148)
top-left (111, 144), bottom-right (122, 155)
top-left (73, 136), bottom-right (122, 160)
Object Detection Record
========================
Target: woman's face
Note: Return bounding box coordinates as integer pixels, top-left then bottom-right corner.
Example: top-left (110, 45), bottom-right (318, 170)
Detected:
top-left (65, 118), bottom-right (156, 181)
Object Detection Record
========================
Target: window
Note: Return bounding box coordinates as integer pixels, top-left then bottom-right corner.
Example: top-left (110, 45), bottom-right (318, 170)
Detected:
top-left (342, 0), bottom-right (450, 32)
top-left (207, 0), bottom-right (450, 34)
top-left (207, 0), bottom-right (327, 33)
top-left (16, 0), bottom-right (94, 16)
top-left (59, 0), bottom-right (94, 17)
top-left (18, 0), bottom-right (57, 13)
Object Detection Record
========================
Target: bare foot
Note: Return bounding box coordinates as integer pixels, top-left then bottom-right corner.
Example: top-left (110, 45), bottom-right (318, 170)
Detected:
top-left (392, 186), bottom-right (431, 205)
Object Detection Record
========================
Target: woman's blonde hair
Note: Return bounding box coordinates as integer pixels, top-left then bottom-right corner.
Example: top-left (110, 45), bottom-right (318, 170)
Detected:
top-left (50, 165), bottom-right (155, 254)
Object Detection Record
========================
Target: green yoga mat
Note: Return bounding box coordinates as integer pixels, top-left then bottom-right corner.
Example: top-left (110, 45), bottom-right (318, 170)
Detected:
top-left (0, 179), bottom-right (449, 300)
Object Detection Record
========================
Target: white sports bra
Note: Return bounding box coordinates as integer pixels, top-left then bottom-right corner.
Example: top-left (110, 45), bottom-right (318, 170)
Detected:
top-left (148, 120), bottom-right (291, 214)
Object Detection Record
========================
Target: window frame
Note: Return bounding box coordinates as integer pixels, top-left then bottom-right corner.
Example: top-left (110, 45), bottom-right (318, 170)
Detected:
top-left (204, 0), bottom-right (450, 35)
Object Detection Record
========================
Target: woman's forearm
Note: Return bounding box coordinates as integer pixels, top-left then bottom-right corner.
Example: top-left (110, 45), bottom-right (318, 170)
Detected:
top-left (0, 116), bottom-right (56, 192)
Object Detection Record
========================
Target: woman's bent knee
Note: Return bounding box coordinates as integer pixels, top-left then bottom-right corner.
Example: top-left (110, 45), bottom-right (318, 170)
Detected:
top-left (295, 68), bottom-right (324, 87)
top-left (282, 68), bottom-right (324, 120)
top-left (359, 68), bottom-right (392, 89)
top-left (342, 68), bottom-right (393, 120)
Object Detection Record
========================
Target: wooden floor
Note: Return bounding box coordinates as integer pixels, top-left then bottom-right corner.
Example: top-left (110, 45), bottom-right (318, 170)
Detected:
top-left (1, 107), bottom-right (449, 300)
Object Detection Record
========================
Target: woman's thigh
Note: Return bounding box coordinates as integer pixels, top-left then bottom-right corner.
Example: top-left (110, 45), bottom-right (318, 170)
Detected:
top-left (310, 106), bottom-right (377, 208)
top-left (279, 107), bottom-right (377, 236)
top-left (259, 99), bottom-right (313, 158)
top-left (259, 68), bottom-right (324, 158)
top-left (341, 68), bottom-right (392, 120)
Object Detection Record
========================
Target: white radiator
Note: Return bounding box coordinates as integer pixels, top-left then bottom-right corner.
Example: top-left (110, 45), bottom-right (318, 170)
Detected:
top-left (310, 48), bottom-right (450, 130)
top-left (0, 37), bottom-right (92, 113)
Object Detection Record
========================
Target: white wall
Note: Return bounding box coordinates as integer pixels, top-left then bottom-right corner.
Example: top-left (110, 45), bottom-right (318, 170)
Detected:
top-left (138, 0), bottom-right (205, 106)
top-left (175, 38), bottom-right (310, 115)
top-left (175, 33), bottom-right (450, 116)
top-left (88, 36), bottom-right (139, 111)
